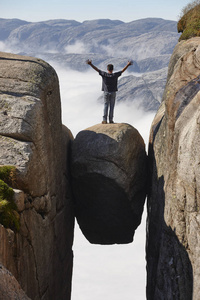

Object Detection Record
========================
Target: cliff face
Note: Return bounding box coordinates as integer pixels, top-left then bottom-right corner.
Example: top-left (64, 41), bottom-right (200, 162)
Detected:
top-left (0, 263), bottom-right (30, 300)
top-left (147, 37), bottom-right (200, 299)
top-left (0, 52), bottom-right (74, 300)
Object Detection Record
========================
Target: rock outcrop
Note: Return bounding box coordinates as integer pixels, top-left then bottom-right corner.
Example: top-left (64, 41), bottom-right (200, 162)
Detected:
top-left (0, 52), bottom-right (74, 300)
top-left (71, 123), bottom-right (147, 244)
top-left (147, 37), bottom-right (200, 299)
top-left (178, 3), bottom-right (200, 41)
top-left (0, 263), bottom-right (30, 300)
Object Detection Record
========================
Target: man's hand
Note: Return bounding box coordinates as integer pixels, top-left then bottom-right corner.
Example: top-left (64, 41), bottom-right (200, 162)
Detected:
top-left (86, 59), bottom-right (92, 65)
top-left (86, 59), bottom-right (99, 72)
top-left (121, 60), bottom-right (133, 73)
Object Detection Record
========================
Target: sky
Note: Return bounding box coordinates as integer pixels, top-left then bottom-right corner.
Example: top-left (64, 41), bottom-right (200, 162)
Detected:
top-left (1, 0), bottom-right (190, 23)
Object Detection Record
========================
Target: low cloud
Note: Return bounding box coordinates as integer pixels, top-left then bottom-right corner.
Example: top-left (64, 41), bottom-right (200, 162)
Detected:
top-left (64, 40), bottom-right (134, 59)
top-left (0, 41), bottom-right (12, 53)
top-left (65, 41), bottom-right (91, 54)
top-left (101, 42), bottom-right (133, 59)
top-left (72, 210), bottom-right (147, 300)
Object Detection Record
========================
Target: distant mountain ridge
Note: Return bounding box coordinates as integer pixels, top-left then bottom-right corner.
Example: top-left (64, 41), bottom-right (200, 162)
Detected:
top-left (0, 17), bottom-right (180, 110)
top-left (0, 18), bottom-right (178, 54)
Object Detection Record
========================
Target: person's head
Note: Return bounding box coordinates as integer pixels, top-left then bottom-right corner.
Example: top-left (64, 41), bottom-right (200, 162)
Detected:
top-left (107, 64), bottom-right (114, 73)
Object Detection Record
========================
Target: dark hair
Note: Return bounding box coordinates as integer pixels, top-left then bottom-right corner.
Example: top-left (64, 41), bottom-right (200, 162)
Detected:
top-left (107, 64), bottom-right (114, 71)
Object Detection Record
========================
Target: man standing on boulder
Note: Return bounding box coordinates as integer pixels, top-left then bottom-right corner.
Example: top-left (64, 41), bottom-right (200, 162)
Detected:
top-left (86, 59), bottom-right (133, 124)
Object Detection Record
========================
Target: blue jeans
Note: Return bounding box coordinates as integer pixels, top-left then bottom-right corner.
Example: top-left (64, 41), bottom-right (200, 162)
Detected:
top-left (103, 92), bottom-right (116, 122)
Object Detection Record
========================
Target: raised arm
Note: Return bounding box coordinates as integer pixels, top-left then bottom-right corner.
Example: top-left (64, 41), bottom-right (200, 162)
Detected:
top-left (86, 59), bottom-right (99, 72)
top-left (121, 61), bottom-right (133, 73)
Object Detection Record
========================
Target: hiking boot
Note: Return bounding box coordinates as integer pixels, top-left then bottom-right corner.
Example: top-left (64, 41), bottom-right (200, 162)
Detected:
top-left (109, 121), bottom-right (114, 124)
top-left (102, 121), bottom-right (107, 124)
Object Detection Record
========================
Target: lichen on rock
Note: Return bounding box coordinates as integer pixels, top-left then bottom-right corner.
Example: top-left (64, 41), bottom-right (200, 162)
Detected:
top-left (0, 166), bottom-right (20, 232)
top-left (0, 165), bottom-right (16, 186)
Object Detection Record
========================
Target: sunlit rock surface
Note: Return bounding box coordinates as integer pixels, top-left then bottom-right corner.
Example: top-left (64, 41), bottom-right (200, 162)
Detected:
top-left (0, 52), bottom-right (74, 300)
top-left (147, 37), bottom-right (200, 299)
top-left (71, 123), bottom-right (147, 244)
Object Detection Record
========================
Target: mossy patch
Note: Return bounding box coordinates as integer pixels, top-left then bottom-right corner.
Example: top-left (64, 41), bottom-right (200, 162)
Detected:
top-left (178, 3), bottom-right (200, 41)
top-left (0, 166), bottom-right (20, 232)
top-left (0, 165), bottom-right (16, 186)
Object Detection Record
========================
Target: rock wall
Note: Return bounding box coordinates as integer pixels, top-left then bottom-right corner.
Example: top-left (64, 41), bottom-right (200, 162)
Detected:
top-left (0, 52), bottom-right (74, 300)
top-left (147, 37), bottom-right (200, 299)
top-left (0, 263), bottom-right (30, 300)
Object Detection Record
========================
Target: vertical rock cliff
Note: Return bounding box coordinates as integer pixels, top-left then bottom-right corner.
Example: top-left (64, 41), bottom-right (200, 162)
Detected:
top-left (0, 263), bottom-right (31, 300)
top-left (0, 52), bottom-right (74, 300)
top-left (147, 37), bottom-right (200, 299)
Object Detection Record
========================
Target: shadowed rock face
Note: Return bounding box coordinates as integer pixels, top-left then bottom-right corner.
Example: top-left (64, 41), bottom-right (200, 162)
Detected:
top-left (0, 263), bottom-right (30, 300)
top-left (0, 52), bottom-right (74, 300)
top-left (71, 123), bottom-right (147, 244)
top-left (147, 38), bottom-right (200, 299)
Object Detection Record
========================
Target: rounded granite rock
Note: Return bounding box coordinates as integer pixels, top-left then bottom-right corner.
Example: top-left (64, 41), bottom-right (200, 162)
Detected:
top-left (71, 123), bottom-right (147, 244)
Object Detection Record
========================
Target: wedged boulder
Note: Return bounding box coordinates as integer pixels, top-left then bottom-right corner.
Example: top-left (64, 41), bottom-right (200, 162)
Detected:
top-left (71, 123), bottom-right (147, 244)
top-left (147, 38), bottom-right (200, 299)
